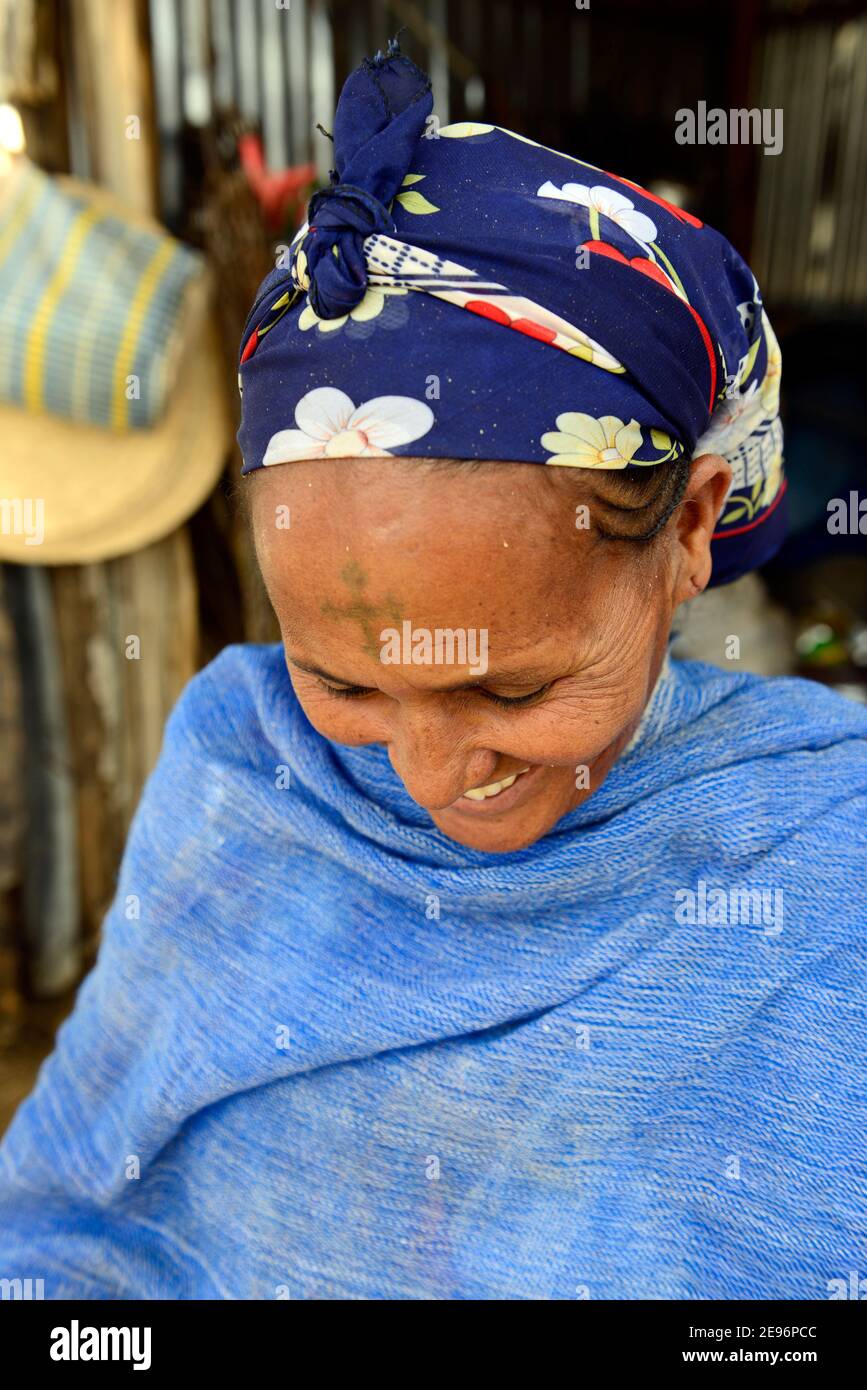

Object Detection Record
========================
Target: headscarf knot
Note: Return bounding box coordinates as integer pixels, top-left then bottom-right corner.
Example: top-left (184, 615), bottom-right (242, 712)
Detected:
top-left (292, 185), bottom-right (395, 319)
top-left (289, 37), bottom-right (432, 320)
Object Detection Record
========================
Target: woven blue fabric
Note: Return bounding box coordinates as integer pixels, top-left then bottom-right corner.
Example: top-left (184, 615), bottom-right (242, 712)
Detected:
top-left (1, 644), bottom-right (866, 1299)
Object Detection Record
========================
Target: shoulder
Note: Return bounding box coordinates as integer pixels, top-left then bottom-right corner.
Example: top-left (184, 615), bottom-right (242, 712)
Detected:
top-left (636, 659), bottom-right (867, 879)
top-left (672, 658), bottom-right (867, 761)
top-left (118, 643), bottom-right (300, 904)
top-left (693, 660), bottom-right (867, 883)
top-left (164, 641), bottom-right (290, 761)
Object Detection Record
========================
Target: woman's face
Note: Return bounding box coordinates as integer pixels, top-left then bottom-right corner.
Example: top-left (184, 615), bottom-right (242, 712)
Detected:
top-left (250, 455), bottom-right (729, 853)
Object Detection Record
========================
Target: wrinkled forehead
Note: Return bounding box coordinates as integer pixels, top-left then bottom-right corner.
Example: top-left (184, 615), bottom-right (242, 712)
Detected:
top-left (248, 453), bottom-right (605, 555)
top-left (248, 457), bottom-right (613, 641)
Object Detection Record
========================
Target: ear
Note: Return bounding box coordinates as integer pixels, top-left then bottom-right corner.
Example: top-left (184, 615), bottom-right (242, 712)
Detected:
top-left (672, 453), bottom-right (732, 604)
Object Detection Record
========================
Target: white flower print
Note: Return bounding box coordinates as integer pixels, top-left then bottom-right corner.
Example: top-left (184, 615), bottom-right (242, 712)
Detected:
top-left (536, 181), bottom-right (658, 249)
top-left (262, 387), bottom-right (435, 465)
top-left (298, 286), bottom-right (408, 335)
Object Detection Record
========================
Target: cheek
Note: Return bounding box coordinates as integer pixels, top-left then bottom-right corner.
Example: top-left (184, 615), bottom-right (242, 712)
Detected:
top-left (291, 683), bottom-right (383, 747)
top-left (510, 684), bottom-right (646, 768)
top-left (512, 636), bottom-right (660, 766)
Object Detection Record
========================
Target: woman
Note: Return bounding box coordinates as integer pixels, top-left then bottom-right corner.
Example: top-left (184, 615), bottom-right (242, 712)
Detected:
top-left (1, 42), bottom-right (865, 1300)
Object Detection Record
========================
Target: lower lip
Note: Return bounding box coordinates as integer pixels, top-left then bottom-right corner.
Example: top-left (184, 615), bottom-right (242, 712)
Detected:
top-left (444, 764), bottom-right (544, 817)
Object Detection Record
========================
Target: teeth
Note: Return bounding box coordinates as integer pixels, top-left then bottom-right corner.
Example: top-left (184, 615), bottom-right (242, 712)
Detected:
top-left (462, 767), bottom-right (530, 801)
top-left (463, 774), bottom-right (518, 801)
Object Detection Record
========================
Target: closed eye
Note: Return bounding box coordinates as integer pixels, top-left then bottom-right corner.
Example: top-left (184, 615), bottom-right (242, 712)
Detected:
top-left (477, 684), bottom-right (552, 708)
top-left (314, 677), bottom-right (552, 708)
top-left (315, 679), bottom-right (373, 700)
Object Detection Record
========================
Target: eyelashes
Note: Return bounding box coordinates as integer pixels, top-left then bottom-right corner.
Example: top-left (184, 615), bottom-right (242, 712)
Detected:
top-left (314, 678), bottom-right (552, 709)
top-left (315, 681), bottom-right (370, 701)
top-left (478, 684), bottom-right (552, 708)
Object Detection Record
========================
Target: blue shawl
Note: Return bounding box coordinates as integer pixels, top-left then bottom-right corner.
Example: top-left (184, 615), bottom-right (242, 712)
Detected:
top-left (1, 644), bottom-right (866, 1299)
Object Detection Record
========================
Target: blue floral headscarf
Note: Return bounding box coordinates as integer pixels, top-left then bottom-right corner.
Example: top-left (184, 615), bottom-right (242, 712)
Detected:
top-left (237, 39), bottom-right (785, 586)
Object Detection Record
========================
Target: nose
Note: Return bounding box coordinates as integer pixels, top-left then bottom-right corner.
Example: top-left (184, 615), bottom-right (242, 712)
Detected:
top-left (386, 702), bottom-right (498, 809)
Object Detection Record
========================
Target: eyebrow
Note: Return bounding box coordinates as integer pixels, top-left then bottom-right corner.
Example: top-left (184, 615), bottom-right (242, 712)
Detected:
top-left (287, 655), bottom-right (557, 692)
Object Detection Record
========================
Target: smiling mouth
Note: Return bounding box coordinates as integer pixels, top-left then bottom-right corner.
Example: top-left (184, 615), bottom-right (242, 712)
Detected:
top-left (436, 762), bottom-right (549, 821)
top-left (461, 767), bottom-right (531, 801)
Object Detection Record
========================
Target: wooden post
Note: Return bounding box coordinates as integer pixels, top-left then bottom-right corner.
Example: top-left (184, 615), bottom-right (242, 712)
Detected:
top-left (50, 0), bottom-right (203, 958)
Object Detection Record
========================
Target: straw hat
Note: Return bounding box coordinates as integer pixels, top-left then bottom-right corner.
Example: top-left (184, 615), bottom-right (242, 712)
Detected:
top-left (0, 168), bottom-right (232, 565)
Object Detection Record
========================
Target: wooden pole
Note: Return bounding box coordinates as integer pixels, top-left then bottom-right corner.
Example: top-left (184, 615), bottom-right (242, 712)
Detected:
top-left (51, 0), bottom-right (202, 956)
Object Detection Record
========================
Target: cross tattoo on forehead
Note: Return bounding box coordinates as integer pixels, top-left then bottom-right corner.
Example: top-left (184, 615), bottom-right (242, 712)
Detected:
top-left (320, 559), bottom-right (404, 660)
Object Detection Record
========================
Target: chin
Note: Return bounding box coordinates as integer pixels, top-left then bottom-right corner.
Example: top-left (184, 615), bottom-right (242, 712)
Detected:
top-left (427, 766), bottom-right (611, 851)
top-left (429, 802), bottom-right (562, 854)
